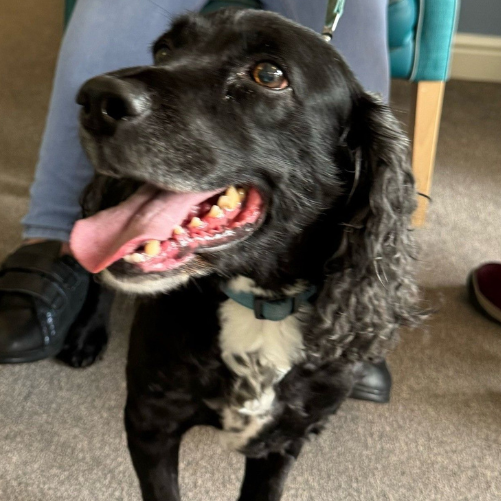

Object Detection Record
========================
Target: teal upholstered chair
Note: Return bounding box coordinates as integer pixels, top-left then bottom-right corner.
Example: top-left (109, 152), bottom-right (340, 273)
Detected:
top-left (65, 0), bottom-right (460, 225)
top-left (388, 0), bottom-right (459, 225)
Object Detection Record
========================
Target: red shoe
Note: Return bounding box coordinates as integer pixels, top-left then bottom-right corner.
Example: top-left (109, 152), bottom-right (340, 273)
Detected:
top-left (468, 263), bottom-right (501, 324)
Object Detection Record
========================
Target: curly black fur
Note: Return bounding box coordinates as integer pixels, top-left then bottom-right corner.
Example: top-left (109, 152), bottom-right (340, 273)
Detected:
top-left (306, 93), bottom-right (426, 363)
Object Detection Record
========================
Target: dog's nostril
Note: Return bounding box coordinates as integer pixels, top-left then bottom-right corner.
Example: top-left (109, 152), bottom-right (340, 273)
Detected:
top-left (103, 97), bottom-right (130, 121)
top-left (77, 75), bottom-right (150, 135)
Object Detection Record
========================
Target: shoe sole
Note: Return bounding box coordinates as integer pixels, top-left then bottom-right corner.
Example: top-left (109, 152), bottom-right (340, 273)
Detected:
top-left (467, 272), bottom-right (501, 324)
top-left (0, 337), bottom-right (66, 364)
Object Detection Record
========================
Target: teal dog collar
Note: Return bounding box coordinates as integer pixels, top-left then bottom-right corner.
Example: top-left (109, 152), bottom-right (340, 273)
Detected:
top-left (221, 285), bottom-right (317, 321)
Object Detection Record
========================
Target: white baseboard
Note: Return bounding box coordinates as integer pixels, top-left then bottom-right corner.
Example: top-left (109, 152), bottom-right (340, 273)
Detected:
top-left (450, 33), bottom-right (501, 83)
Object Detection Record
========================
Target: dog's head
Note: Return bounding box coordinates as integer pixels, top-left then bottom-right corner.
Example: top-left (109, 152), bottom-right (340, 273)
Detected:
top-left (71, 8), bottom-right (422, 354)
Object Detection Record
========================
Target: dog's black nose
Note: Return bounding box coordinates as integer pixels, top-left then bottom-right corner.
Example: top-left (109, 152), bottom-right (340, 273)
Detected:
top-left (77, 75), bottom-right (150, 135)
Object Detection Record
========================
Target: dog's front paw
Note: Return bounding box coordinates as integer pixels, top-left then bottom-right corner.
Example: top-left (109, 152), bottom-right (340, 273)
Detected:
top-left (57, 326), bottom-right (108, 368)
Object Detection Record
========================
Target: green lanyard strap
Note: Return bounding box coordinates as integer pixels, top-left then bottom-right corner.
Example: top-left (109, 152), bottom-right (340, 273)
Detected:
top-left (322, 0), bottom-right (346, 41)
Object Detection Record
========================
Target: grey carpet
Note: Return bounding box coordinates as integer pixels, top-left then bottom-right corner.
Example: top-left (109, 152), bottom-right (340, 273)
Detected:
top-left (1, 1), bottom-right (500, 500)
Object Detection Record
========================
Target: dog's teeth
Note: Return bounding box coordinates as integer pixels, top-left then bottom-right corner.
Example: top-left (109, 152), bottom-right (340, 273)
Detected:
top-left (217, 186), bottom-right (241, 211)
top-left (124, 253), bottom-right (146, 263)
top-left (237, 187), bottom-right (246, 201)
top-left (217, 195), bottom-right (237, 211)
top-left (208, 205), bottom-right (224, 218)
top-left (226, 186), bottom-right (241, 207)
top-left (217, 195), bottom-right (231, 210)
top-left (173, 225), bottom-right (185, 235)
top-left (144, 240), bottom-right (161, 256)
top-left (188, 217), bottom-right (203, 228)
top-left (132, 253), bottom-right (147, 263)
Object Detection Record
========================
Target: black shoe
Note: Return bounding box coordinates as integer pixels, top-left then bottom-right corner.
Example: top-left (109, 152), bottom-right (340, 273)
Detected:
top-left (350, 360), bottom-right (392, 404)
top-left (0, 241), bottom-right (90, 363)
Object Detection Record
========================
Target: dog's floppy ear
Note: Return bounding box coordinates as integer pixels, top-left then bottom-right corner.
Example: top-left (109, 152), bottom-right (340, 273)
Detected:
top-left (307, 92), bottom-right (425, 362)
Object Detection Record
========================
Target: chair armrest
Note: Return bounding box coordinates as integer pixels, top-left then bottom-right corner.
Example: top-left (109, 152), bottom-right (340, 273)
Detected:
top-left (388, 0), bottom-right (418, 79)
top-left (410, 0), bottom-right (460, 82)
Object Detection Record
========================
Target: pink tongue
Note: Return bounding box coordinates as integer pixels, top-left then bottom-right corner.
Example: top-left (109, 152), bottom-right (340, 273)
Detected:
top-left (70, 184), bottom-right (221, 273)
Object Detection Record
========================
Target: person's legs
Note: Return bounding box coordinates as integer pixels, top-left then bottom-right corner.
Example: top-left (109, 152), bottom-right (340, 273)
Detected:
top-left (22, 0), bottom-right (206, 242)
top-left (263, 0), bottom-right (390, 101)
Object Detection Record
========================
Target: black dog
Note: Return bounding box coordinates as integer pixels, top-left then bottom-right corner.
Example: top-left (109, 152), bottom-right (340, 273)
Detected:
top-left (63, 9), bottom-right (424, 501)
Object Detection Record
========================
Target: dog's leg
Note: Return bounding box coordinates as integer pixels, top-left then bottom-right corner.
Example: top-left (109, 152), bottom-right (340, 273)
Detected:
top-left (238, 443), bottom-right (303, 501)
top-left (57, 279), bottom-right (113, 368)
top-left (125, 404), bottom-right (184, 501)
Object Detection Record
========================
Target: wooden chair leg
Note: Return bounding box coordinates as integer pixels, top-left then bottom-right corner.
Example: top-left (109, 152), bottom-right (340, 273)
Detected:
top-left (411, 80), bottom-right (445, 227)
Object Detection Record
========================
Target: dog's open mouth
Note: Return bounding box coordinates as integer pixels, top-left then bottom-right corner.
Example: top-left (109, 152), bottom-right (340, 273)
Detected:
top-left (70, 184), bottom-right (263, 274)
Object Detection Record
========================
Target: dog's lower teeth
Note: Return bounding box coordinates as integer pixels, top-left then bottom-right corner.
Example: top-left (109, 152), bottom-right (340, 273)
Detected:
top-left (208, 205), bottom-right (224, 218)
top-left (188, 217), bottom-right (203, 228)
top-left (217, 195), bottom-right (233, 210)
top-left (144, 240), bottom-right (161, 256)
top-left (225, 186), bottom-right (241, 207)
top-left (124, 253), bottom-right (147, 263)
top-left (121, 185), bottom-right (252, 266)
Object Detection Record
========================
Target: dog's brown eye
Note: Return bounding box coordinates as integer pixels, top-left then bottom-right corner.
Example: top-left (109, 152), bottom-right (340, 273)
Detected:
top-left (155, 46), bottom-right (170, 64)
top-left (252, 62), bottom-right (288, 89)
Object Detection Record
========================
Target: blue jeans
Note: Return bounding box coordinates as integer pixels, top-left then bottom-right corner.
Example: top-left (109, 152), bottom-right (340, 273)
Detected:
top-left (22, 0), bottom-right (389, 241)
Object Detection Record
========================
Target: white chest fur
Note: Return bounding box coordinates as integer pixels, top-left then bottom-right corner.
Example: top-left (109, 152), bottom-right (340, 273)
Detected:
top-left (217, 277), bottom-right (306, 450)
